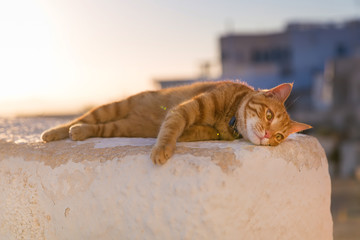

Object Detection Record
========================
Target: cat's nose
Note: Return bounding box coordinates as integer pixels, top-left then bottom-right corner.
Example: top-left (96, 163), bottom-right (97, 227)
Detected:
top-left (264, 130), bottom-right (271, 139)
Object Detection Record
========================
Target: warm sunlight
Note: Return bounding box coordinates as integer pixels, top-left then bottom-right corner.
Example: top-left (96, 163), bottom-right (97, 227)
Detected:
top-left (0, 0), bottom-right (155, 116)
top-left (0, 1), bottom-right (57, 100)
top-left (0, 1), bottom-right (73, 115)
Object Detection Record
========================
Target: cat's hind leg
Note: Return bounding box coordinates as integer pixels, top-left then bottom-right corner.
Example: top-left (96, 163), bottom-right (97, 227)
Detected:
top-left (41, 99), bottom-right (133, 142)
top-left (68, 123), bottom-right (94, 141)
top-left (69, 118), bottom-right (159, 141)
top-left (74, 100), bottom-right (131, 124)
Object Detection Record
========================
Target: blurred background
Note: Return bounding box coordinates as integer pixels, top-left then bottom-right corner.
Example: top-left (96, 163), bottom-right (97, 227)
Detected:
top-left (1, 0), bottom-right (359, 239)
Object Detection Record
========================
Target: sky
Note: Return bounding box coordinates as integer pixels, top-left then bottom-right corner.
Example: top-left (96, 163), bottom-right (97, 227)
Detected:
top-left (0, 0), bottom-right (359, 116)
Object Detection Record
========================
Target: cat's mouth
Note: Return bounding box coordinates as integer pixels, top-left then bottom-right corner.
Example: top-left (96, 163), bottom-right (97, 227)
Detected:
top-left (251, 131), bottom-right (270, 146)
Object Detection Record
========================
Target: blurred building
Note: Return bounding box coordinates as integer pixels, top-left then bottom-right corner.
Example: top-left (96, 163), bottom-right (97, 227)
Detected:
top-left (314, 57), bottom-right (360, 177)
top-left (220, 19), bottom-right (360, 110)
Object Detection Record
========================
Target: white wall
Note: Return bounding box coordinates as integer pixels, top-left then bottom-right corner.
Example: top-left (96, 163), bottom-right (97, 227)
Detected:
top-left (0, 131), bottom-right (333, 240)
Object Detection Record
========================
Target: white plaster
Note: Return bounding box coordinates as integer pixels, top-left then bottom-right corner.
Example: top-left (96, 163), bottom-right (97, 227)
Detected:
top-left (93, 137), bottom-right (156, 148)
top-left (0, 118), bottom-right (333, 240)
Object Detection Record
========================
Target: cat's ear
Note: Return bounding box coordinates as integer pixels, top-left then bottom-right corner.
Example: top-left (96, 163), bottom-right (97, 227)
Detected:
top-left (289, 120), bottom-right (312, 134)
top-left (266, 83), bottom-right (293, 103)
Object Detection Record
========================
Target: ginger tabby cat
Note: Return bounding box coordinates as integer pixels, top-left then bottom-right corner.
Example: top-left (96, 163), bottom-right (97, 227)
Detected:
top-left (41, 81), bottom-right (311, 165)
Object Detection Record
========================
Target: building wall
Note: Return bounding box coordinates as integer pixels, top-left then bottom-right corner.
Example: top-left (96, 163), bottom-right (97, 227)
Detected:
top-left (220, 33), bottom-right (290, 79)
top-left (289, 25), bottom-right (359, 89)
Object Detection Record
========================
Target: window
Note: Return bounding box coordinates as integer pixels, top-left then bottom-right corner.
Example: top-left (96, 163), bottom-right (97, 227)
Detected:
top-left (335, 43), bottom-right (348, 58)
top-left (251, 50), bottom-right (262, 63)
top-left (251, 48), bottom-right (291, 64)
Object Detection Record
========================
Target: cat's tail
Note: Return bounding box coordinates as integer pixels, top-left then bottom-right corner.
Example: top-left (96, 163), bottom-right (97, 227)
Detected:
top-left (41, 99), bottom-right (131, 142)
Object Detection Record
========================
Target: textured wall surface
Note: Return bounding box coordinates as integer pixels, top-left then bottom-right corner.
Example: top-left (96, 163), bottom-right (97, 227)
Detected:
top-left (0, 118), bottom-right (333, 240)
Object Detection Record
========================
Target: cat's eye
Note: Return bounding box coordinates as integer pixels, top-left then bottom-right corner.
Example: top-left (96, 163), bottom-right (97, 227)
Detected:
top-left (275, 133), bottom-right (284, 142)
top-left (266, 109), bottom-right (273, 121)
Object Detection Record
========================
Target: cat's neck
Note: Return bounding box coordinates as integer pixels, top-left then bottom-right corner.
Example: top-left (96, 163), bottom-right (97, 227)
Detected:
top-left (235, 91), bottom-right (255, 138)
top-left (227, 87), bottom-right (253, 120)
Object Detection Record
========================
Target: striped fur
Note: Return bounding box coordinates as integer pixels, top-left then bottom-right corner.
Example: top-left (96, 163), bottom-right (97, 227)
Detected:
top-left (41, 81), bottom-right (311, 164)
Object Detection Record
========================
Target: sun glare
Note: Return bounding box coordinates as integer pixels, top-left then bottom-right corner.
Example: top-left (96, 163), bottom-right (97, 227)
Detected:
top-left (0, 1), bottom-right (52, 102)
top-left (0, 1), bottom-right (60, 100)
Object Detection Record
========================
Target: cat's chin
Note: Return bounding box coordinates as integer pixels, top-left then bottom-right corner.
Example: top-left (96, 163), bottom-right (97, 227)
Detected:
top-left (245, 131), bottom-right (261, 145)
top-left (246, 131), bottom-right (270, 146)
top-left (260, 138), bottom-right (270, 146)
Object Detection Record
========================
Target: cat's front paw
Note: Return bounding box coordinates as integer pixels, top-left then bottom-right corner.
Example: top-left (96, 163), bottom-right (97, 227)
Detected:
top-left (150, 143), bottom-right (175, 165)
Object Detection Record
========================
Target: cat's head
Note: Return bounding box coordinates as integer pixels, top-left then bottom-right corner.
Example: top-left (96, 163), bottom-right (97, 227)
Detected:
top-left (237, 83), bottom-right (312, 146)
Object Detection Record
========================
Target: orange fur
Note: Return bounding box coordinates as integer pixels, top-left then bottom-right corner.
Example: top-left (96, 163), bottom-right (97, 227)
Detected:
top-left (41, 81), bottom-right (311, 164)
